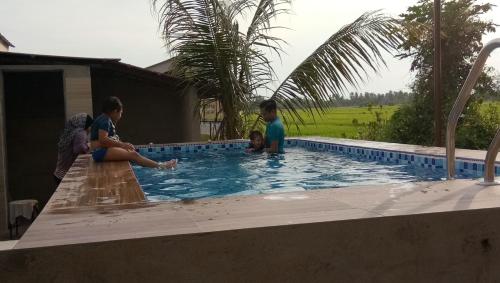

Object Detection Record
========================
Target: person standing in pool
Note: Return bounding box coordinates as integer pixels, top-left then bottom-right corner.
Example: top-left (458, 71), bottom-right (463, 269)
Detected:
top-left (259, 99), bottom-right (285, 154)
top-left (90, 96), bottom-right (176, 169)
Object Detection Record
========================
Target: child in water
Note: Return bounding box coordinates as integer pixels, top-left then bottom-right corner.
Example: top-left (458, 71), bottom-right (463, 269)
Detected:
top-left (245, 131), bottom-right (265, 153)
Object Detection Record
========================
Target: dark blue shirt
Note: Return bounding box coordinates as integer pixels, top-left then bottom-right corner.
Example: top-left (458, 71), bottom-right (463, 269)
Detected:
top-left (90, 114), bottom-right (116, 141)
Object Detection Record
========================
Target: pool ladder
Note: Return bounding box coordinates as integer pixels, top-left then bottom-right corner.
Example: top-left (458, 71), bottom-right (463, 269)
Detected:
top-left (446, 39), bottom-right (500, 185)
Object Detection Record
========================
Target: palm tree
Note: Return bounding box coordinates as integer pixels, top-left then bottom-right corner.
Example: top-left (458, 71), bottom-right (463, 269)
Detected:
top-left (153, 0), bottom-right (403, 139)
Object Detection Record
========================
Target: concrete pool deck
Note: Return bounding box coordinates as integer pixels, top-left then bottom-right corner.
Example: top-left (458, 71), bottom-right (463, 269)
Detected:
top-left (3, 137), bottom-right (500, 282)
top-left (12, 178), bottom-right (500, 250)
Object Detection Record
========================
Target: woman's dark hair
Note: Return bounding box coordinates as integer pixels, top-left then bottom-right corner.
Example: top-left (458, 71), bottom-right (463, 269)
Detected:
top-left (249, 130), bottom-right (263, 140)
top-left (259, 99), bottom-right (277, 112)
top-left (102, 96), bottom-right (123, 114)
top-left (84, 115), bottom-right (93, 129)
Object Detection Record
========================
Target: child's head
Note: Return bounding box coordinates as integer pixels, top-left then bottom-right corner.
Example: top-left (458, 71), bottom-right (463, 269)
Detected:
top-left (259, 99), bottom-right (277, 122)
top-left (249, 130), bottom-right (264, 149)
top-left (102, 96), bottom-right (123, 122)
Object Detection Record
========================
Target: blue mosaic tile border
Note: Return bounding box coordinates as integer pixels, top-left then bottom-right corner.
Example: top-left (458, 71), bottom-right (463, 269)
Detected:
top-left (287, 139), bottom-right (497, 177)
top-left (135, 138), bottom-right (498, 177)
top-left (135, 140), bottom-right (249, 157)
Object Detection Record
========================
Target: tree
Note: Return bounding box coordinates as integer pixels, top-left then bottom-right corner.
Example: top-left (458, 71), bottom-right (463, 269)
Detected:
top-left (388, 0), bottom-right (498, 146)
top-left (153, 0), bottom-right (403, 139)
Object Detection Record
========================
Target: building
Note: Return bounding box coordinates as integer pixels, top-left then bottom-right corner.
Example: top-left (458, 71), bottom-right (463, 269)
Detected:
top-left (0, 33), bottom-right (14, 52)
top-left (0, 52), bottom-right (200, 237)
top-left (147, 58), bottom-right (222, 137)
top-left (146, 58), bottom-right (175, 74)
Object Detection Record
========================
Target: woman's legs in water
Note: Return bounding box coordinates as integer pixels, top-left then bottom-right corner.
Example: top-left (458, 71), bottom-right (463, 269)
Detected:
top-left (103, 147), bottom-right (163, 168)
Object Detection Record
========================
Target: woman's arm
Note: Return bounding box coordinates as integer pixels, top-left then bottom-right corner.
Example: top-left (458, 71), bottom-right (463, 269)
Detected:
top-left (73, 131), bottom-right (90, 154)
top-left (98, 130), bottom-right (134, 151)
top-left (265, 141), bottom-right (279, 153)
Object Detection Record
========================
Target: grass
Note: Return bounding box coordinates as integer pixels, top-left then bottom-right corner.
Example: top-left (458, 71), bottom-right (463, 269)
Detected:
top-left (282, 102), bottom-right (500, 138)
top-left (200, 101), bottom-right (500, 141)
top-left (281, 105), bottom-right (399, 138)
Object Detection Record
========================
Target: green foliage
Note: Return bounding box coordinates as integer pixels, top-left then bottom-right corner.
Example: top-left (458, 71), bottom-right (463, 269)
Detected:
top-left (366, 110), bottom-right (389, 141)
top-left (386, 0), bottom-right (498, 147)
top-left (153, 0), bottom-right (403, 139)
top-left (351, 106), bottom-right (391, 141)
top-left (386, 95), bottom-right (434, 145)
top-left (456, 100), bottom-right (500, 149)
top-left (333, 91), bottom-right (412, 107)
top-left (270, 11), bottom-right (403, 129)
top-left (251, 103), bottom-right (499, 143)
top-left (386, 97), bottom-right (500, 149)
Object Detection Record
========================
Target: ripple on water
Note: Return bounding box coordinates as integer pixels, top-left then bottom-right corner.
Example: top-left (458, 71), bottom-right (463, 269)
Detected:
top-left (133, 147), bottom-right (479, 201)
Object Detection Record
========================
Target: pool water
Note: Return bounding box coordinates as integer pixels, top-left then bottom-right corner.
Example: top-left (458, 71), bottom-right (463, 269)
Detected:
top-left (132, 147), bottom-right (481, 201)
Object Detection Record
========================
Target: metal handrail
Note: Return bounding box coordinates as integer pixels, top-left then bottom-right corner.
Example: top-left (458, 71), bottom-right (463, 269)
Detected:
top-left (446, 38), bottom-right (500, 183)
top-left (483, 129), bottom-right (500, 184)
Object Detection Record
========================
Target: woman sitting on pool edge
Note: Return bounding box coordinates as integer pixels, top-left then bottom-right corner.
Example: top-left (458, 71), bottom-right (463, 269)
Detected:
top-left (90, 96), bottom-right (176, 169)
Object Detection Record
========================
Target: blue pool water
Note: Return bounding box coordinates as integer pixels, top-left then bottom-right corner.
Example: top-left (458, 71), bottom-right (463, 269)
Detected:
top-left (132, 147), bottom-right (480, 201)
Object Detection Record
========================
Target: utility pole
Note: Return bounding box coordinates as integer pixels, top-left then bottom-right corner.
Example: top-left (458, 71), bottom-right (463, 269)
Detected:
top-left (433, 0), bottom-right (443, 146)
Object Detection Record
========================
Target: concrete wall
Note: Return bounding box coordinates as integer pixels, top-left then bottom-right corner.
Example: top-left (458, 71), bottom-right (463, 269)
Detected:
top-left (0, 44), bottom-right (8, 52)
top-left (0, 65), bottom-right (93, 119)
top-left (0, 64), bottom-right (200, 234)
top-left (2, 207), bottom-right (500, 282)
top-left (62, 66), bottom-right (93, 118)
top-left (0, 66), bottom-right (93, 231)
top-left (90, 67), bottom-right (200, 144)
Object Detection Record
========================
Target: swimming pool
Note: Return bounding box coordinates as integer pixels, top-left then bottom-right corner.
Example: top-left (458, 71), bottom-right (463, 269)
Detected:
top-left (132, 139), bottom-right (495, 201)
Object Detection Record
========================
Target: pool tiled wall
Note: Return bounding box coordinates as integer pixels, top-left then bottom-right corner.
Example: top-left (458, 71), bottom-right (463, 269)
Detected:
top-left (135, 140), bottom-right (249, 157)
top-left (135, 138), bottom-right (499, 178)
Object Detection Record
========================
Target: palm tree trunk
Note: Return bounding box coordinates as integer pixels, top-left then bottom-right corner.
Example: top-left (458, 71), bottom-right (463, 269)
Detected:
top-left (222, 99), bottom-right (239, 139)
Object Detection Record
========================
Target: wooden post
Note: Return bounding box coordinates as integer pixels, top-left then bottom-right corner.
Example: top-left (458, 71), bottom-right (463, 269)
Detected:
top-left (434, 0), bottom-right (443, 146)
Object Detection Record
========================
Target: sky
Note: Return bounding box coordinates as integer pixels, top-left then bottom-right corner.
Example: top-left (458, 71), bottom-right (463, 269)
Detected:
top-left (2, 0), bottom-right (500, 94)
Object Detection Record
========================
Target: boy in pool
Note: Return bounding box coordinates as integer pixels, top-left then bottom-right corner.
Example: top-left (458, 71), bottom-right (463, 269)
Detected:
top-left (90, 96), bottom-right (176, 169)
top-left (259, 99), bottom-right (285, 153)
top-left (246, 130), bottom-right (265, 153)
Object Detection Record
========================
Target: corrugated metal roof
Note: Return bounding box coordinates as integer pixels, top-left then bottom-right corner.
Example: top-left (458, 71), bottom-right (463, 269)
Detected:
top-left (0, 52), bottom-right (184, 85)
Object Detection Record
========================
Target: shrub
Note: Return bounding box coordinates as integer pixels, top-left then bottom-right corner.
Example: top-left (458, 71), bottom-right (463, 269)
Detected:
top-left (386, 97), bottom-right (500, 149)
top-left (456, 100), bottom-right (500, 149)
top-left (386, 95), bottom-right (434, 145)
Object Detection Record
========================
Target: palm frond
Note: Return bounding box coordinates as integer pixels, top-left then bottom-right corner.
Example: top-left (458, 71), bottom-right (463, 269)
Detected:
top-left (226, 0), bottom-right (256, 20)
top-left (245, 0), bottom-right (290, 60)
top-left (246, 0), bottom-right (291, 39)
top-left (153, 0), bottom-right (263, 138)
top-left (269, 11), bottom-right (404, 128)
top-left (153, 2), bottom-right (402, 140)
top-left (237, 0), bottom-right (291, 108)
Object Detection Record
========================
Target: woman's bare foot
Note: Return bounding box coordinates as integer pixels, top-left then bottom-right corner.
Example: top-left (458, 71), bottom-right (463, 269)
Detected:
top-left (158, 159), bottom-right (177, 169)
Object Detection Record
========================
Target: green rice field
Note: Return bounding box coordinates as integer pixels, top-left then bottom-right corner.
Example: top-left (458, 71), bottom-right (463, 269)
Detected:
top-left (281, 105), bottom-right (398, 138)
top-left (281, 102), bottom-right (500, 138)
top-left (201, 102), bottom-right (500, 140)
